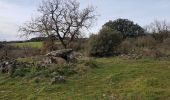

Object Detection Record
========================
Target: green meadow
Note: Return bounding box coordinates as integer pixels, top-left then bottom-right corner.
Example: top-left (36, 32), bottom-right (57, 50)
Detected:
top-left (11, 42), bottom-right (43, 49)
top-left (0, 57), bottom-right (170, 100)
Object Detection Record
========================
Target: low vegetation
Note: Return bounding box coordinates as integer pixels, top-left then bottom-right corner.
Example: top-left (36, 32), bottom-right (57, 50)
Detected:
top-left (0, 57), bottom-right (170, 99)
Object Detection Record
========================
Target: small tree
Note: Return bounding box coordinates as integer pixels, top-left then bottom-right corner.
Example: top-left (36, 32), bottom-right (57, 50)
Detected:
top-left (146, 20), bottom-right (170, 33)
top-left (145, 20), bottom-right (170, 42)
top-left (20, 0), bottom-right (96, 49)
top-left (88, 27), bottom-right (123, 57)
top-left (103, 18), bottom-right (144, 38)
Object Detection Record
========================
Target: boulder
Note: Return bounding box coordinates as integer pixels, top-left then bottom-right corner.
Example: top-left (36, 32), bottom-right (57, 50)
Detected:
top-left (42, 57), bottom-right (52, 64)
top-left (46, 49), bottom-right (73, 58)
top-left (45, 49), bottom-right (76, 64)
top-left (51, 57), bottom-right (67, 65)
top-left (0, 61), bottom-right (14, 73)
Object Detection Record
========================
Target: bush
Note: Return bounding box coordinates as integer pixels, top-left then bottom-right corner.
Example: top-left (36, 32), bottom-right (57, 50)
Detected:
top-left (11, 68), bottom-right (30, 77)
top-left (88, 27), bottom-right (123, 57)
top-left (119, 38), bottom-right (136, 54)
top-left (135, 36), bottom-right (157, 47)
top-left (152, 33), bottom-right (169, 42)
top-left (49, 64), bottom-right (77, 76)
top-left (156, 38), bottom-right (170, 56)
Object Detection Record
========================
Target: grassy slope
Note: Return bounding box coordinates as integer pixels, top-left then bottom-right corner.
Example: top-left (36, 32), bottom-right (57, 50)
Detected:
top-left (0, 57), bottom-right (170, 100)
top-left (10, 42), bottom-right (43, 49)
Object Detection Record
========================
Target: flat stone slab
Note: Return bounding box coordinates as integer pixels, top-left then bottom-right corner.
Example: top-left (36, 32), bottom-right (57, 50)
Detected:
top-left (46, 49), bottom-right (73, 57)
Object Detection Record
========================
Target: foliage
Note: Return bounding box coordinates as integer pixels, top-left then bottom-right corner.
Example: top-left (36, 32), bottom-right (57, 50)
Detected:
top-left (134, 36), bottom-right (157, 47)
top-left (103, 18), bottom-right (145, 38)
top-left (88, 27), bottom-right (123, 57)
top-left (119, 36), bottom-right (165, 58)
top-left (152, 32), bottom-right (170, 42)
top-left (11, 68), bottom-right (30, 77)
top-left (119, 38), bottom-right (136, 54)
top-left (29, 37), bottom-right (49, 42)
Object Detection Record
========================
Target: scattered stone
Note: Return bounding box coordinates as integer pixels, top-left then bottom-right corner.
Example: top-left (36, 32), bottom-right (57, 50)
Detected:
top-left (51, 75), bottom-right (66, 84)
top-left (120, 53), bottom-right (143, 60)
top-left (0, 59), bottom-right (34, 74)
top-left (46, 49), bottom-right (73, 59)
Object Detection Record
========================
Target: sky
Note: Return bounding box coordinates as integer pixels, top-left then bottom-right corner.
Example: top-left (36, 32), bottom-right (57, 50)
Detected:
top-left (0, 0), bottom-right (170, 41)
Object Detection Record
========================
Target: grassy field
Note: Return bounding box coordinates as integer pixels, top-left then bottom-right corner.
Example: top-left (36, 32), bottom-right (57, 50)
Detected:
top-left (0, 57), bottom-right (170, 100)
top-left (10, 42), bottom-right (43, 49)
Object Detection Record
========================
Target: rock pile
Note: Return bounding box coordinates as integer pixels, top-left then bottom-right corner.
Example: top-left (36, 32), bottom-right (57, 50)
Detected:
top-left (0, 59), bottom-right (34, 74)
top-left (0, 49), bottom-right (77, 73)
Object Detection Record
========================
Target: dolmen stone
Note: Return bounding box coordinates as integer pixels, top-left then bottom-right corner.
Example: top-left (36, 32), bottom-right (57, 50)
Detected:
top-left (45, 49), bottom-right (76, 64)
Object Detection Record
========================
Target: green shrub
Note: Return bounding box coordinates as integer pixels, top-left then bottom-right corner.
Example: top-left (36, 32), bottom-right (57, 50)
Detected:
top-left (11, 68), bottom-right (30, 77)
top-left (88, 27), bottom-right (123, 57)
top-left (103, 18), bottom-right (145, 38)
top-left (49, 64), bottom-right (77, 76)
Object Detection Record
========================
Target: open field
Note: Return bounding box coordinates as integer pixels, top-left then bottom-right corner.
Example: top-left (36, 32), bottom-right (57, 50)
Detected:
top-left (0, 57), bottom-right (170, 100)
top-left (10, 42), bottom-right (43, 49)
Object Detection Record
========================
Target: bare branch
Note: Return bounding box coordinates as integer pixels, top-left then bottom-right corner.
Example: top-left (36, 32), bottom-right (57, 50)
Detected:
top-left (19, 0), bottom-right (96, 49)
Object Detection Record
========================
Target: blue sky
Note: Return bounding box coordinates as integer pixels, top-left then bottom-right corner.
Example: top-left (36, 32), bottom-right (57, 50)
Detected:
top-left (0, 0), bottom-right (170, 41)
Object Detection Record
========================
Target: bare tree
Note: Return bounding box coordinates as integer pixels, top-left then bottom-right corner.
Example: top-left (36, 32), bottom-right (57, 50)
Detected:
top-left (144, 20), bottom-right (170, 42)
top-left (145, 20), bottom-right (170, 34)
top-left (19, 0), bottom-right (96, 49)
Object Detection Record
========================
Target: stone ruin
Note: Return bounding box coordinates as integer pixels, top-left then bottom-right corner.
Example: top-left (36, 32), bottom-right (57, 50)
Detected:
top-left (43, 49), bottom-right (76, 64)
top-left (0, 57), bottom-right (34, 74)
top-left (0, 49), bottom-right (76, 74)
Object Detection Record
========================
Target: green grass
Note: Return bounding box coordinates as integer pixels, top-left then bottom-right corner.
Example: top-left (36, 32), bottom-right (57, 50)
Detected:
top-left (11, 42), bottom-right (43, 49)
top-left (0, 57), bottom-right (170, 100)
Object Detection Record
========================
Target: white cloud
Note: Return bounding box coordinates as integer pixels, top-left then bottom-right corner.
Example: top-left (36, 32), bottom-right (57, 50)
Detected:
top-left (0, 0), bottom-right (38, 41)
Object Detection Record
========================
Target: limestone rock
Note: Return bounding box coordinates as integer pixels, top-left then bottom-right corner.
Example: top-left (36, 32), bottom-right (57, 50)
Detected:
top-left (45, 49), bottom-right (76, 64)
top-left (46, 49), bottom-right (73, 58)
top-left (51, 57), bottom-right (67, 65)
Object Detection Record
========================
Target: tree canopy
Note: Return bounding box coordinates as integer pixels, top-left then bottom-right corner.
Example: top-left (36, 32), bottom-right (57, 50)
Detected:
top-left (88, 27), bottom-right (123, 57)
top-left (103, 18), bottom-right (144, 38)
